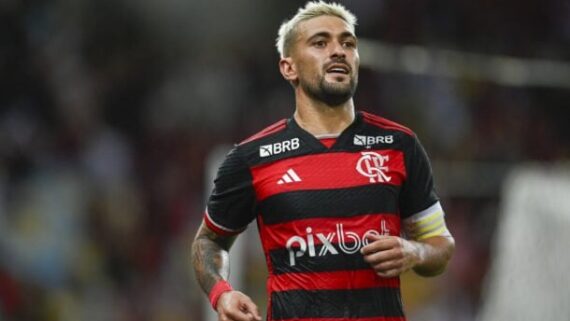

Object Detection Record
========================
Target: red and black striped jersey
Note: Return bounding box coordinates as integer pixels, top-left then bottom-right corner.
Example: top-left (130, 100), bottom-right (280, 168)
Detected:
top-left (204, 111), bottom-right (439, 321)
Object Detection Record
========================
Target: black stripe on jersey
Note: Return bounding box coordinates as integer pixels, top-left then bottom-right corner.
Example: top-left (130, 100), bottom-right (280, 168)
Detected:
top-left (269, 243), bottom-right (370, 275)
top-left (259, 184), bottom-right (400, 225)
top-left (271, 288), bottom-right (404, 319)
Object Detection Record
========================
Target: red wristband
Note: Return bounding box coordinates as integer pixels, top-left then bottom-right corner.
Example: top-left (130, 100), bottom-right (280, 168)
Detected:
top-left (209, 280), bottom-right (233, 310)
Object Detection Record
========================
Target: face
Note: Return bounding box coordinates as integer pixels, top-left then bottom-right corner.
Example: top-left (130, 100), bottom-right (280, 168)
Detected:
top-left (281, 15), bottom-right (360, 106)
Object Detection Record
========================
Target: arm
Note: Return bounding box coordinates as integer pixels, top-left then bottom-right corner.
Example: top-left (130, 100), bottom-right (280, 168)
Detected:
top-left (411, 234), bottom-right (455, 276)
top-left (360, 234), bottom-right (454, 278)
top-left (191, 221), bottom-right (236, 293)
top-left (191, 222), bottom-right (261, 321)
top-left (361, 201), bottom-right (455, 278)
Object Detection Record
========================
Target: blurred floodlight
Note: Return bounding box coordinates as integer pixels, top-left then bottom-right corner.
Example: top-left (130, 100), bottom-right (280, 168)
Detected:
top-left (360, 39), bottom-right (570, 88)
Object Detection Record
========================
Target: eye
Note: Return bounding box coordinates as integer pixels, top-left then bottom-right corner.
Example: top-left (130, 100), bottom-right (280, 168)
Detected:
top-left (313, 40), bottom-right (327, 48)
top-left (342, 41), bottom-right (356, 49)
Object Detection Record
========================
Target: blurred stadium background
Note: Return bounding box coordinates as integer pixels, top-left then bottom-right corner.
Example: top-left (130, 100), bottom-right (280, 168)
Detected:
top-left (1, 0), bottom-right (569, 320)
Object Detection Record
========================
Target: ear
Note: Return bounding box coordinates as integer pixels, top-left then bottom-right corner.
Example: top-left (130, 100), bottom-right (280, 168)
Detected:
top-left (279, 57), bottom-right (298, 84)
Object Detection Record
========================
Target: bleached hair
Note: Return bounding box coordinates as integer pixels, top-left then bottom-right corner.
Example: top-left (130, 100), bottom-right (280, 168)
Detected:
top-left (276, 1), bottom-right (357, 58)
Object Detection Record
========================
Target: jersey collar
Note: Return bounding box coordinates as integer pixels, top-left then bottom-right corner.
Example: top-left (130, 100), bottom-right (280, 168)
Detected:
top-left (287, 111), bottom-right (364, 151)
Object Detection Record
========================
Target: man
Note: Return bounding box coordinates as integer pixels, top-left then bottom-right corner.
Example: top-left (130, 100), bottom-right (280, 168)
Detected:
top-left (191, 2), bottom-right (455, 321)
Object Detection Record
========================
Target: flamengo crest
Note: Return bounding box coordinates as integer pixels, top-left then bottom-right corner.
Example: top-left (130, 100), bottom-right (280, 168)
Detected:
top-left (356, 151), bottom-right (391, 183)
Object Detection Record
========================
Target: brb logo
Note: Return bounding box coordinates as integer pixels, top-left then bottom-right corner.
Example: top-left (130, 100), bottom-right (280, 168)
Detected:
top-left (356, 151), bottom-right (392, 183)
top-left (259, 138), bottom-right (300, 158)
top-left (285, 222), bottom-right (390, 266)
top-left (353, 135), bottom-right (394, 146)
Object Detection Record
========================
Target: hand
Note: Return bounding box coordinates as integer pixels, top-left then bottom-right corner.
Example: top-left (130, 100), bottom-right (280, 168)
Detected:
top-left (360, 234), bottom-right (421, 278)
top-left (216, 290), bottom-right (262, 321)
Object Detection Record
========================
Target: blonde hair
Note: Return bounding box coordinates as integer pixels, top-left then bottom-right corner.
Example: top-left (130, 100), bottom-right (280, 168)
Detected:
top-left (276, 1), bottom-right (357, 58)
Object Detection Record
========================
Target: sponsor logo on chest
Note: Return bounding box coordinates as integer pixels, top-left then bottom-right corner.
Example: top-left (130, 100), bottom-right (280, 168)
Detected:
top-left (286, 221), bottom-right (391, 266)
top-left (259, 138), bottom-right (300, 158)
top-left (354, 134), bottom-right (394, 146)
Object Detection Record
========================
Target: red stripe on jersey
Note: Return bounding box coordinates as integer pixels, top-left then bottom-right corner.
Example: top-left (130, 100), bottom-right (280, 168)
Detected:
top-left (320, 138), bottom-right (337, 148)
top-left (251, 150), bottom-right (406, 201)
top-left (269, 269), bottom-right (400, 292)
top-left (361, 112), bottom-right (414, 137)
top-left (258, 214), bottom-right (400, 251)
top-left (239, 119), bottom-right (287, 145)
top-left (203, 211), bottom-right (243, 237)
top-left (270, 317), bottom-right (406, 321)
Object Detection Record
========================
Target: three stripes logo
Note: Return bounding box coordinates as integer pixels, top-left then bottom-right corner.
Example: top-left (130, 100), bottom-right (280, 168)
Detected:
top-left (277, 169), bottom-right (302, 185)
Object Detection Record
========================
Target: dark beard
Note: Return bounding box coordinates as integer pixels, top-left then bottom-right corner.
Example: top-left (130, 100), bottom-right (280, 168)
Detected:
top-left (302, 75), bottom-right (357, 107)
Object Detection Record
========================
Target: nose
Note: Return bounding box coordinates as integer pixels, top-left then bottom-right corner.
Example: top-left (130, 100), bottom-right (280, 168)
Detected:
top-left (330, 40), bottom-right (346, 59)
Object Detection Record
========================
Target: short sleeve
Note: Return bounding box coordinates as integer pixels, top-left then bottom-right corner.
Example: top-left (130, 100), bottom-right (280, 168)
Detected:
top-left (204, 146), bottom-right (257, 236)
top-left (399, 136), bottom-right (439, 219)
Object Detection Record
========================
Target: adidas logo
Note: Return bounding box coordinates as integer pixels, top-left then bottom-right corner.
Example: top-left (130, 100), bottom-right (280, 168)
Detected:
top-left (277, 169), bottom-right (302, 185)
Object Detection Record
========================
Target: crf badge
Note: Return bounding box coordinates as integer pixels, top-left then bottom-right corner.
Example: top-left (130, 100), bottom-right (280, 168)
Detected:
top-left (356, 151), bottom-right (392, 183)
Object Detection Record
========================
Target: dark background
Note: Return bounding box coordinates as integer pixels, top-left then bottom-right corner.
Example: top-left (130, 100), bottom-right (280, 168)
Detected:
top-left (1, 0), bottom-right (568, 320)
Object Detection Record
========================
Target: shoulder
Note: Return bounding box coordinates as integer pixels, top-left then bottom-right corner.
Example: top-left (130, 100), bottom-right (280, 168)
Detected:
top-left (239, 119), bottom-right (288, 146)
top-left (233, 118), bottom-right (303, 166)
top-left (360, 111), bottom-right (415, 137)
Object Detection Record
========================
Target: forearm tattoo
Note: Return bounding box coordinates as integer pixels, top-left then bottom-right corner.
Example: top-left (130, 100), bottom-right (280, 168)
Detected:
top-left (191, 223), bottom-right (237, 294)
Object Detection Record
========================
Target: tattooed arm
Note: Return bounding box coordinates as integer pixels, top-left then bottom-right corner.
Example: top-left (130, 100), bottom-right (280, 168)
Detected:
top-left (191, 221), bottom-right (236, 293)
top-left (191, 221), bottom-right (261, 321)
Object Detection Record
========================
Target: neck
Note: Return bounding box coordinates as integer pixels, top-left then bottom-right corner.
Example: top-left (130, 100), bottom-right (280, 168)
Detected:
top-left (293, 89), bottom-right (355, 136)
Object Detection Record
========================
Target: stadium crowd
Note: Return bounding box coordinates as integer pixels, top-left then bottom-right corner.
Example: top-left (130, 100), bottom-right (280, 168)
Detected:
top-left (0, 0), bottom-right (568, 320)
